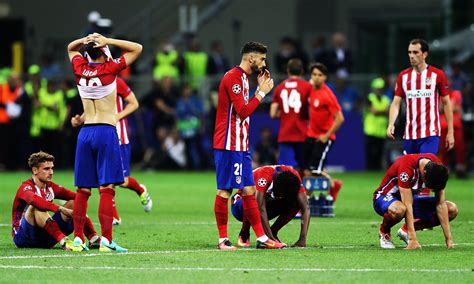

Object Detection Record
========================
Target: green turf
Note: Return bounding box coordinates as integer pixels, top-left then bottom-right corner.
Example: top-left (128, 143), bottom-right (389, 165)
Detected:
top-left (0, 171), bottom-right (472, 283)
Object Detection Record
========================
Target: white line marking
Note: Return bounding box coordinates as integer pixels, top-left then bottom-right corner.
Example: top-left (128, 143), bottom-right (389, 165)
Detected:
top-left (1, 243), bottom-right (473, 260)
top-left (0, 265), bottom-right (470, 273)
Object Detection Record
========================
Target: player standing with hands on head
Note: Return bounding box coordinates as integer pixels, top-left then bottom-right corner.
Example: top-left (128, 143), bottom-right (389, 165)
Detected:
top-left (213, 41), bottom-right (286, 250)
top-left (67, 33), bottom-right (142, 252)
top-left (387, 39), bottom-right (454, 155)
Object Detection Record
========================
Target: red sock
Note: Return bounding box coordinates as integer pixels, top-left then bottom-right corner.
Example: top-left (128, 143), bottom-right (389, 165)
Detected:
top-left (83, 216), bottom-right (97, 240)
top-left (112, 199), bottom-right (120, 220)
top-left (99, 187), bottom-right (115, 242)
top-left (242, 195), bottom-right (265, 238)
top-left (380, 212), bottom-right (402, 234)
top-left (126, 177), bottom-right (145, 195)
top-left (214, 195), bottom-right (229, 239)
top-left (403, 216), bottom-right (441, 231)
top-left (329, 180), bottom-right (343, 202)
top-left (73, 188), bottom-right (91, 242)
top-left (44, 218), bottom-right (66, 242)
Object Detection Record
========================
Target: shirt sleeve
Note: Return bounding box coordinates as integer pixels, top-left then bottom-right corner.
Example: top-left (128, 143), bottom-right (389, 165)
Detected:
top-left (437, 70), bottom-right (449, 97)
top-left (253, 167), bottom-right (274, 193)
top-left (224, 75), bottom-right (260, 120)
top-left (106, 56), bottom-right (127, 75)
top-left (17, 184), bottom-right (60, 213)
top-left (328, 90), bottom-right (342, 113)
top-left (52, 183), bottom-right (76, 201)
top-left (116, 77), bottom-right (132, 98)
top-left (394, 72), bottom-right (405, 98)
top-left (271, 84), bottom-right (281, 104)
top-left (71, 55), bottom-right (87, 76)
top-left (397, 164), bottom-right (415, 189)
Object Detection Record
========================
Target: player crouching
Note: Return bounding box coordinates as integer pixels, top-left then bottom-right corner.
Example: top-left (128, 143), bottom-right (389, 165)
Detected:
top-left (12, 152), bottom-right (100, 250)
top-left (373, 153), bottom-right (458, 249)
top-left (231, 165), bottom-right (310, 247)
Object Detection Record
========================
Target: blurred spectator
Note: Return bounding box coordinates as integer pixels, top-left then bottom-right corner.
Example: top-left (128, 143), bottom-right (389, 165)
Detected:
top-left (326, 32), bottom-right (352, 75)
top-left (327, 72), bottom-right (360, 112)
top-left (183, 37), bottom-right (208, 91)
top-left (153, 38), bottom-right (180, 81)
top-left (311, 36), bottom-right (329, 68)
top-left (83, 11), bottom-right (101, 36)
top-left (363, 78), bottom-right (391, 170)
top-left (24, 65), bottom-right (46, 151)
top-left (446, 62), bottom-right (469, 92)
top-left (62, 79), bottom-right (82, 168)
top-left (274, 37), bottom-right (296, 75)
top-left (40, 54), bottom-right (62, 80)
top-left (252, 127), bottom-right (278, 168)
top-left (159, 128), bottom-right (187, 170)
top-left (207, 40), bottom-right (230, 76)
top-left (439, 83), bottom-right (466, 178)
top-left (176, 84), bottom-right (208, 170)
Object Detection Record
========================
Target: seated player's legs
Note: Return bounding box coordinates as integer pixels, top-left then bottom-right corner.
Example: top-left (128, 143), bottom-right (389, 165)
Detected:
top-left (278, 142), bottom-right (305, 168)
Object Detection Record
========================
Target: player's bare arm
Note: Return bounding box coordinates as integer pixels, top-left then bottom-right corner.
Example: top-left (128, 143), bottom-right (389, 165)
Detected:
top-left (319, 110), bottom-right (344, 143)
top-left (434, 190), bottom-right (454, 249)
top-left (116, 92), bottom-right (139, 121)
top-left (293, 191), bottom-right (310, 247)
top-left (387, 96), bottom-right (402, 139)
top-left (255, 190), bottom-right (276, 240)
top-left (399, 187), bottom-right (421, 249)
top-left (67, 36), bottom-right (90, 61)
top-left (88, 33), bottom-right (143, 66)
top-left (441, 96), bottom-right (455, 150)
top-left (269, 102), bottom-right (280, 118)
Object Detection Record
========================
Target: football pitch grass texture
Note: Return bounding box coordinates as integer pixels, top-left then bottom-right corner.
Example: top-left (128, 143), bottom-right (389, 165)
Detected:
top-left (0, 171), bottom-right (472, 283)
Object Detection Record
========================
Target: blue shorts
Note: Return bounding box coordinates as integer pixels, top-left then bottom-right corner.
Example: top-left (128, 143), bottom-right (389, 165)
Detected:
top-left (278, 142), bottom-right (305, 168)
top-left (74, 124), bottom-right (124, 188)
top-left (214, 150), bottom-right (254, 190)
top-left (373, 194), bottom-right (437, 221)
top-left (120, 144), bottom-right (131, 177)
top-left (13, 212), bottom-right (73, 248)
top-left (231, 193), bottom-right (279, 222)
top-left (404, 136), bottom-right (440, 155)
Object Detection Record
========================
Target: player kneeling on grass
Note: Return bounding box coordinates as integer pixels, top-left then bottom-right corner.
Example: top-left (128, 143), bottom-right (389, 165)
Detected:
top-left (231, 165), bottom-right (310, 247)
top-left (11, 152), bottom-right (100, 250)
top-left (373, 153), bottom-right (458, 249)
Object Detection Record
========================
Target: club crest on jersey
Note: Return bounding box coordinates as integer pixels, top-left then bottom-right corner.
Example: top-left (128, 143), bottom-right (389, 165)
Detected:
top-left (257, 178), bottom-right (267, 187)
top-left (236, 176), bottom-right (241, 184)
top-left (232, 84), bottom-right (242, 94)
top-left (313, 99), bottom-right (320, 108)
top-left (399, 172), bottom-right (409, 183)
top-left (45, 188), bottom-right (54, 201)
top-left (425, 77), bottom-right (432, 85)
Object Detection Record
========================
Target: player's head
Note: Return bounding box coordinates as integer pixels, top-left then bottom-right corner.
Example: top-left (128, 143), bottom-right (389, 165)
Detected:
top-left (287, 58), bottom-right (303, 76)
top-left (28, 151), bottom-right (55, 182)
top-left (240, 41), bottom-right (267, 74)
top-left (309, 62), bottom-right (328, 87)
top-left (408, 39), bottom-right (429, 67)
top-left (81, 42), bottom-right (106, 62)
top-left (423, 161), bottom-right (449, 192)
top-left (272, 170), bottom-right (301, 200)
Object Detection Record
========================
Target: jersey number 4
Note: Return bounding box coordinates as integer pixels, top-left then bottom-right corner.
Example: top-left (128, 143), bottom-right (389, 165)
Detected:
top-left (281, 89), bottom-right (302, 113)
top-left (79, 77), bottom-right (102, 86)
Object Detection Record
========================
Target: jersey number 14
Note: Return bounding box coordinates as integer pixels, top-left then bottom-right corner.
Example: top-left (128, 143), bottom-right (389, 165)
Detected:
top-left (281, 89), bottom-right (302, 113)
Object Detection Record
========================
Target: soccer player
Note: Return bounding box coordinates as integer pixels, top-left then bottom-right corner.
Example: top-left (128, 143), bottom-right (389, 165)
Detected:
top-left (373, 153), bottom-right (458, 249)
top-left (387, 38), bottom-right (454, 154)
top-left (213, 41), bottom-right (285, 250)
top-left (12, 151), bottom-right (99, 250)
top-left (306, 63), bottom-right (344, 202)
top-left (72, 76), bottom-right (153, 225)
top-left (231, 165), bottom-right (310, 247)
top-left (270, 58), bottom-right (313, 170)
top-left (67, 33), bottom-right (142, 252)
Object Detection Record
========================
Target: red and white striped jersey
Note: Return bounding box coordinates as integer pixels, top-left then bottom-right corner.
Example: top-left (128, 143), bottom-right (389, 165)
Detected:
top-left (116, 77), bottom-right (132, 145)
top-left (213, 67), bottom-right (261, 151)
top-left (395, 65), bottom-right (449, 139)
top-left (373, 153), bottom-right (440, 199)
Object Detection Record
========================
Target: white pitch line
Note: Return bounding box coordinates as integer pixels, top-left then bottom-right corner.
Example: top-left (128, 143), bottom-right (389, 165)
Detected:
top-left (0, 265), bottom-right (470, 273)
top-left (1, 243), bottom-right (473, 260)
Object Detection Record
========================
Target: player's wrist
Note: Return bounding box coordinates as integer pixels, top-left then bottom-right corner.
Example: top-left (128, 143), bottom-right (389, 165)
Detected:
top-left (257, 90), bottom-right (266, 99)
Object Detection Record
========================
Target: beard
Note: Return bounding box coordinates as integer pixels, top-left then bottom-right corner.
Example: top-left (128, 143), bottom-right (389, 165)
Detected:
top-left (250, 63), bottom-right (261, 74)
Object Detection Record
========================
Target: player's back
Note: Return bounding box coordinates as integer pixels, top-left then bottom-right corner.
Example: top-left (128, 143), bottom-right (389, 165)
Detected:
top-left (273, 78), bottom-right (312, 142)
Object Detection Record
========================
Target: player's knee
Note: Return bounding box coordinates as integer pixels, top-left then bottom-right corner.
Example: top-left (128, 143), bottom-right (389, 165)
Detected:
top-left (447, 201), bottom-right (458, 220)
top-left (217, 189), bottom-right (231, 198)
top-left (388, 203), bottom-right (406, 219)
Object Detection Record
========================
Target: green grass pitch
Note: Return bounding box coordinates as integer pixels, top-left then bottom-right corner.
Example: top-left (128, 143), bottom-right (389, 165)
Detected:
top-left (0, 171), bottom-right (472, 283)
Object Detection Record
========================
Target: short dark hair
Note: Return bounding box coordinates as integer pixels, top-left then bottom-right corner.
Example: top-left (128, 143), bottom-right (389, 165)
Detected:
top-left (409, 39), bottom-right (429, 53)
top-left (308, 62), bottom-right (328, 76)
top-left (28, 151), bottom-right (54, 168)
top-left (424, 161), bottom-right (449, 192)
top-left (240, 41), bottom-right (267, 55)
top-left (81, 42), bottom-right (104, 60)
top-left (287, 59), bottom-right (303, 76)
top-left (272, 170), bottom-right (301, 200)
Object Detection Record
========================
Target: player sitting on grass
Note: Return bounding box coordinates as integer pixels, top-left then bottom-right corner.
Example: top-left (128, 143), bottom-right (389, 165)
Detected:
top-left (11, 151), bottom-right (100, 250)
top-left (373, 153), bottom-right (458, 249)
top-left (231, 165), bottom-right (310, 247)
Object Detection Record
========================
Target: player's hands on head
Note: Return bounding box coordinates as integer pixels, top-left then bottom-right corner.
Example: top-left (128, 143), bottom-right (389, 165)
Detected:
top-left (84, 33), bottom-right (107, 48)
top-left (405, 239), bottom-right (421, 250)
top-left (387, 125), bottom-right (395, 139)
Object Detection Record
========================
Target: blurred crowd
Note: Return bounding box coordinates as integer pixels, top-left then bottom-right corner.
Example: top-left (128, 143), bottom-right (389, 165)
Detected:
top-left (1, 14), bottom-right (474, 175)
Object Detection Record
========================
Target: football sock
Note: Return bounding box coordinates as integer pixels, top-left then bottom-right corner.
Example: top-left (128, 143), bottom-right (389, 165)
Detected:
top-left (214, 195), bottom-right (229, 239)
top-left (242, 195), bottom-right (266, 239)
top-left (83, 215), bottom-right (97, 241)
top-left (240, 217), bottom-right (251, 238)
top-left (329, 180), bottom-right (343, 202)
top-left (380, 212), bottom-right (401, 234)
top-left (44, 218), bottom-right (66, 242)
top-left (126, 177), bottom-right (145, 195)
top-left (402, 216), bottom-right (441, 231)
top-left (73, 188), bottom-right (91, 242)
top-left (99, 187), bottom-right (115, 242)
top-left (112, 199), bottom-right (120, 220)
